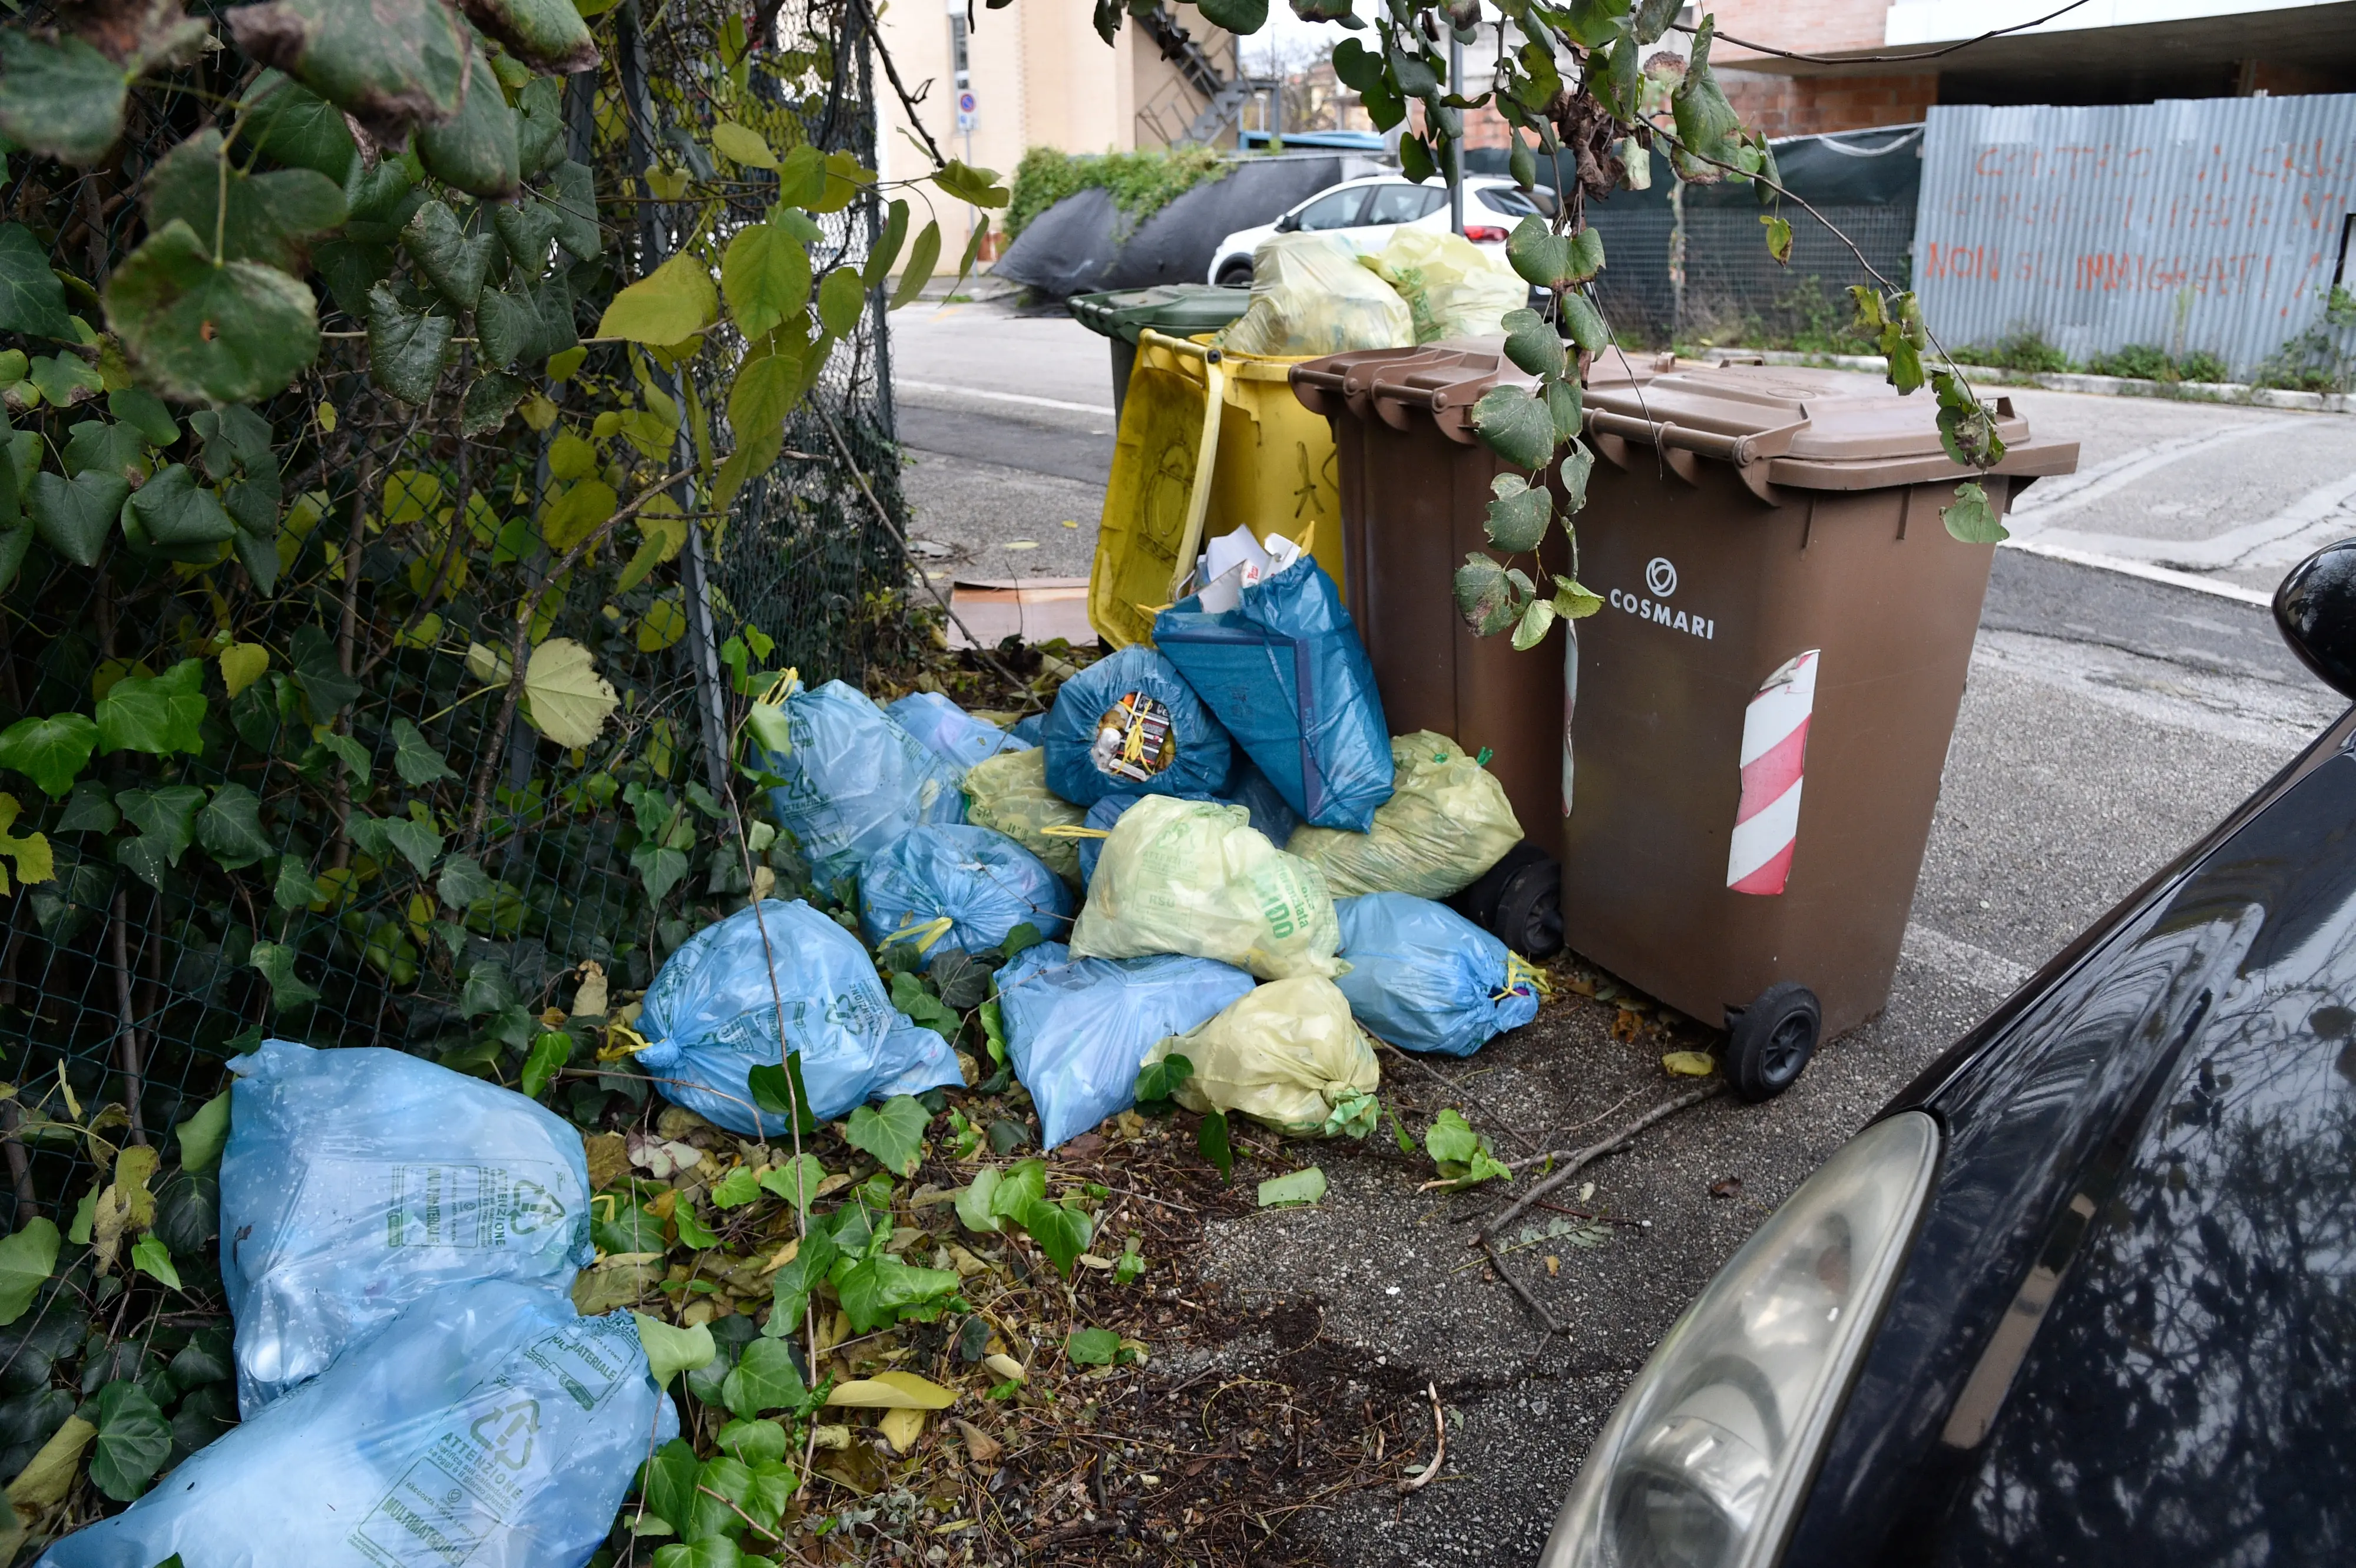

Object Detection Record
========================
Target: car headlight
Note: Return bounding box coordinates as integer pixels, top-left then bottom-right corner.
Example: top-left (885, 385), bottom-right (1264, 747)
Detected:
top-left (1539, 1111), bottom-right (1939, 1568)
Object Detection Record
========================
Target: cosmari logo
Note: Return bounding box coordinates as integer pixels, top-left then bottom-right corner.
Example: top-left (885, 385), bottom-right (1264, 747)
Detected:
top-left (1609, 555), bottom-right (1716, 640)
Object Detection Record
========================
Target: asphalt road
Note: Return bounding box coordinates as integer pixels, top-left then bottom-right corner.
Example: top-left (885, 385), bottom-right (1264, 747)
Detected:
top-left (887, 299), bottom-right (2350, 1564)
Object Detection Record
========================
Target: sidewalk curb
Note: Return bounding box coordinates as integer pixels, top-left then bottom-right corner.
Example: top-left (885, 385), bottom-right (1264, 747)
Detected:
top-left (1709, 349), bottom-right (2356, 415)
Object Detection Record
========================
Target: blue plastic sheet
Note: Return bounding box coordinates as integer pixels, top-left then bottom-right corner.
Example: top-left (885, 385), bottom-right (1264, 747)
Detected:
top-left (1333, 893), bottom-right (1540, 1057)
top-left (1043, 644), bottom-right (1232, 807)
top-left (1220, 753), bottom-right (1304, 846)
top-left (887, 692), bottom-right (1031, 771)
top-left (41, 1281), bottom-right (677, 1568)
top-left (634, 899), bottom-right (962, 1135)
top-left (1154, 557), bottom-right (1392, 831)
top-left (859, 823), bottom-right (1075, 954)
top-left (758, 679), bottom-right (965, 888)
top-left (1008, 712), bottom-right (1047, 746)
top-left (995, 942), bottom-right (1256, 1149)
top-left (219, 1038), bottom-right (595, 1413)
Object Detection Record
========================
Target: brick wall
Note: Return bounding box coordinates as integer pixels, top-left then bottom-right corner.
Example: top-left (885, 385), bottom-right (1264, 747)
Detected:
top-left (1709, 0), bottom-right (1891, 65)
top-left (1720, 70), bottom-right (1937, 135)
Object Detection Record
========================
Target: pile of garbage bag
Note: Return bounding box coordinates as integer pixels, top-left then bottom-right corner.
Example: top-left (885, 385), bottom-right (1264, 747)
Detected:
top-left (860, 823), bottom-right (1075, 954)
top-left (1218, 233), bottom-right (1414, 358)
top-left (755, 677), bottom-right (966, 888)
top-left (1072, 796), bottom-right (1344, 981)
top-left (1361, 228), bottom-right (1528, 345)
top-left (46, 1048), bottom-right (674, 1564)
top-left (1289, 730), bottom-right (1522, 899)
top-left (1042, 644), bottom-right (1233, 807)
top-left (1335, 892), bottom-right (1542, 1057)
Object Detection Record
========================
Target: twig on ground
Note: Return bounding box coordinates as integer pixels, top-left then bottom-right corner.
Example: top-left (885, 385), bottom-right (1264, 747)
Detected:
top-left (1475, 1086), bottom-right (1722, 1245)
top-left (1378, 1043), bottom-right (1541, 1155)
top-left (1397, 1381), bottom-right (1448, 1493)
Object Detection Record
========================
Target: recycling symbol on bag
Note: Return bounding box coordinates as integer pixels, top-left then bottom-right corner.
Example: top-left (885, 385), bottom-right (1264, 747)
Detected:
top-left (469, 1398), bottom-right (541, 1470)
top-left (508, 1177), bottom-right (568, 1236)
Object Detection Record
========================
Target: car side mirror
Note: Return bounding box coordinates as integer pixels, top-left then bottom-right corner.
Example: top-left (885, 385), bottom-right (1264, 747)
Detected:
top-left (2276, 539), bottom-right (2356, 698)
top-left (1275, 212), bottom-right (1301, 233)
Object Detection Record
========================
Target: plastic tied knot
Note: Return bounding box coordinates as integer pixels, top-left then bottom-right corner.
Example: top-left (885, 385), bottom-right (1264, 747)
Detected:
top-left (1475, 746), bottom-right (1494, 767)
top-left (1323, 1088), bottom-right (1382, 1140)
top-left (1498, 952), bottom-right (1553, 1003)
top-left (754, 666), bottom-right (802, 709)
top-left (603, 1018), bottom-right (675, 1067)
top-left (884, 915), bottom-right (956, 955)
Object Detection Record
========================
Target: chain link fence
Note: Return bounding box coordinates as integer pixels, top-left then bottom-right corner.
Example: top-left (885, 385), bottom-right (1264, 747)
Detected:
top-left (0, 0), bottom-right (906, 1229)
top-left (1586, 201), bottom-right (1916, 349)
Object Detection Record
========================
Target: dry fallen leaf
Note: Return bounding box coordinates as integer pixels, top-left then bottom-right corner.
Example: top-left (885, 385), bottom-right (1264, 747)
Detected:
top-left (1661, 1050), bottom-right (1718, 1078)
top-left (983, 1353), bottom-right (1027, 1384)
top-left (878, 1406), bottom-right (929, 1454)
top-left (1709, 1176), bottom-right (1744, 1200)
top-left (571, 960), bottom-right (609, 1018)
top-left (952, 1417), bottom-right (1002, 1466)
top-left (585, 1132), bottom-right (630, 1192)
top-left (626, 1129), bottom-right (704, 1179)
top-left (828, 1371), bottom-right (958, 1410)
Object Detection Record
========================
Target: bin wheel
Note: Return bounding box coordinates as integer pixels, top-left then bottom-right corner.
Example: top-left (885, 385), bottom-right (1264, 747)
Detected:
top-left (1216, 259), bottom-right (1253, 288)
top-left (1728, 983), bottom-right (1820, 1103)
top-left (1492, 859), bottom-right (1564, 960)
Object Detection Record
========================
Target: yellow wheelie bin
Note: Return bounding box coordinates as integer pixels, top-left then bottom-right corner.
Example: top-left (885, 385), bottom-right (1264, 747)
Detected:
top-left (1088, 329), bottom-right (1345, 649)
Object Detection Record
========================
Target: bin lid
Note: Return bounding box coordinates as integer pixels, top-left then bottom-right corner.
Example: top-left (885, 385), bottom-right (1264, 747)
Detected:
top-left (1067, 284), bottom-right (1251, 346)
top-left (1291, 345), bottom-right (2080, 494)
top-left (1581, 359), bottom-right (2080, 492)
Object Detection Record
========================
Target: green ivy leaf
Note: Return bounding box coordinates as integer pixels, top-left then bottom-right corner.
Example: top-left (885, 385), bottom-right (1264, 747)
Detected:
top-left (1670, 18), bottom-right (1746, 180)
top-left (0, 223), bottom-right (72, 340)
top-left (96, 660), bottom-right (206, 757)
top-left (709, 1165), bottom-right (762, 1209)
top-left (844, 1095), bottom-right (929, 1178)
top-left (88, 1382), bottom-right (171, 1501)
top-left (240, 71), bottom-right (359, 182)
top-left (1500, 307), bottom-right (1566, 379)
top-left (672, 1200), bottom-right (719, 1251)
top-left (757, 1153), bottom-right (826, 1212)
top-left (28, 469), bottom-right (130, 567)
top-left (316, 731), bottom-right (370, 783)
top-left (272, 855), bottom-right (319, 911)
top-left (519, 1030), bottom-right (572, 1099)
top-left (633, 1312), bottom-right (716, 1390)
top-left (145, 130), bottom-right (349, 272)
top-left (721, 221), bottom-right (812, 342)
top-left (1484, 472), bottom-right (1552, 553)
top-left (763, 1225), bottom-right (838, 1338)
top-left (1558, 438), bottom-right (1595, 512)
top-left (1195, 0), bottom-right (1269, 31)
top-left (1471, 385), bottom-right (1556, 470)
top-left (548, 160), bottom-right (602, 260)
top-left (459, 0), bottom-right (600, 74)
top-left (174, 1091), bottom-right (231, 1175)
top-left (1454, 551), bottom-right (1518, 637)
top-left (720, 1337), bottom-right (808, 1420)
top-left (686, 1454), bottom-right (753, 1542)
top-left (0, 714), bottom-right (98, 799)
top-left (352, 811), bottom-right (443, 876)
top-left (653, 1537), bottom-right (743, 1568)
top-left (596, 253), bottom-right (718, 346)
top-left (108, 388), bottom-right (179, 448)
top-left (1553, 574), bottom-right (1604, 620)
top-left (1197, 1107), bottom-right (1233, 1180)
top-left (1066, 1326), bottom-right (1119, 1366)
top-left (1134, 1051), bottom-right (1193, 1110)
top-left (105, 221), bottom-right (320, 405)
top-left (391, 717), bottom-right (458, 784)
top-left (400, 200), bottom-right (495, 309)
top-left (0, 32), bottom-right (128, 166)
top-left (640, 1437), bottom-right (703, 1532)
top-left (194, 782), bottom-right (272, 870)
top-left (128, 465), bottom-right (236, 548)
top-left (1011, 1195), bottom-right (1091, 1276)
top-left (415, 46), bottom-right (521, 200)
top-left (716, 1417), bottom-right (788, 1467)
top-left (1560, 291), bottom-right (1607, 352)
top-left (0, 1218), bottom-right (59, 1326)
top-left (1943, 481), bottom-right (2008, 544)
top-left (887, 969), bottom-right (959, 1041)
top-left (1762, 213), bottom-right (1793, 265)
top-left (225, 0), bottom-right (470, 145)
top-left (815, 268), bottom-right (865, 337)
top-left (462, 371), bottom-right (528, 436)
top-left (1504, 216), bottom-right (1573, 290)
top-left (130, 1235), bottom-right (181, 1291)
top-left (365, 282), bottom-right (453, 403)
top-left (1511, 595), bottom-right (1558, 651)
top-left (1547, 377), bottom-right (1584, 446)
top-left (514, 77), bottom-right (563, 178)
top-left (746, 1057), bottom-right (819, 1135)
top-left (249, 940), bottom-right (320, 1011)
top-left (436, 853), bottom-right (492, 910)
top-left (835, 1251), bottom-right (960, 1334)
top-left (62, 422), bottom-right (146, 489)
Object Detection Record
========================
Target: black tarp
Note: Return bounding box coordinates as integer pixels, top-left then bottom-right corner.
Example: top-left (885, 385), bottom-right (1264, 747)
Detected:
top-left (994, 153), bottom-right (1372, 298)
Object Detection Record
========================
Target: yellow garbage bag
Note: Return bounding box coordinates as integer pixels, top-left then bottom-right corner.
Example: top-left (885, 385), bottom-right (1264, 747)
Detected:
top-left (1218, 233), bottom-right (1412, 358)
top-left (1069, 796), bottom-right (1344, 980)
top-left (962, 748), bottom-right (1085, 888)
top-left (1287, 731), bottom-right (1522, 899)
top-left (1145, 976), bottom-right (1380, 1138)
top-left (1361, 228), bottom-right (1528, 344)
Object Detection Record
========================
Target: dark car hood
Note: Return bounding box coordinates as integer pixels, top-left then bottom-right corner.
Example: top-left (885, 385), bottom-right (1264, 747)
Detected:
top-left (1786, 725), bottom-right (2356, 1566)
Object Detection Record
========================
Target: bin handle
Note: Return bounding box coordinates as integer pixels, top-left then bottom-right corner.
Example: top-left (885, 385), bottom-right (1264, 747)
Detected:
top-left (1583, 408), bottom-right (1805, 468)
top-left (1139, 329), bottom-right (1228, 601)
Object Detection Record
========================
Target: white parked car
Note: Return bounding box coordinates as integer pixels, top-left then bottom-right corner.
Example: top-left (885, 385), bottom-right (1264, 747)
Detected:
top-left (1206, 173), bottom-right (1556, 286)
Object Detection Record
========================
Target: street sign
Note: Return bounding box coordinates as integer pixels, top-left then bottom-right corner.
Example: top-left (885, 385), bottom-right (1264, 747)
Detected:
top-left (956, 90), bottom-right (977, 132)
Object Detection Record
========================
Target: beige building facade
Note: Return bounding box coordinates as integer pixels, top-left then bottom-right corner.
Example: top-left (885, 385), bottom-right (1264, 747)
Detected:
top-left (874, 0), bottom-right (1239, 270)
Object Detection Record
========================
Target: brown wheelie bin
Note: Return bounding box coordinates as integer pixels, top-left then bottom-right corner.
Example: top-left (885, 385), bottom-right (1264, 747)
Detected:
top-left (1292, 348), bottom-right (2078, 1100)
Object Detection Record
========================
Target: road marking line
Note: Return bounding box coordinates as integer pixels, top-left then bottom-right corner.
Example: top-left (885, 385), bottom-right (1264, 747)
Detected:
top-left (2007, 416), bottom-right (2302, 528)
top-left (1902, 922), bottom-right (2033, 994)
top-left (897, 379), bottom-right (1115, 416)
top-left (1998, 536), bottom-right (2275, 607)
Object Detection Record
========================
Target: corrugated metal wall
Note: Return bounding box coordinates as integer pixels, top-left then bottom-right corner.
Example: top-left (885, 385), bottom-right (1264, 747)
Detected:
top-left (1914, 96), bottom-right (2356, 376)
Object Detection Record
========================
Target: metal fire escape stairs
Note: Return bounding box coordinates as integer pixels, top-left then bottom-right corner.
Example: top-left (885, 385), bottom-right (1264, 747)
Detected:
top-left (1135, 5), bottom-right (1273, 146)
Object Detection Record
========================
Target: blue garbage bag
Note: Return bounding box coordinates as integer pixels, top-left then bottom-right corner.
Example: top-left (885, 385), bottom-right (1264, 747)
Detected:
top-left (41, 1280), bottom-right (678, 1568)
top-left (633, 899), bottom-right (962, 1135)
top-left (994, 942), bottom-right (1256, 1149)
top-left (220, 1038), bottom-right (595, 1413)
top-left (1008, 712), bottom-right (1047, 746)
top-left (1332, 892), bottom-right (1541, 1057)
top-left (1043, 644), bottom-right (1232, 807)
top-left (758, 679), bottom-right (965, 888)
top-left (859, 824), bottom-right (1075, 954)
top-left (887, 692), bottom-right (1031, 771)
top-left (1154, 556), bottom-right (1392, 831)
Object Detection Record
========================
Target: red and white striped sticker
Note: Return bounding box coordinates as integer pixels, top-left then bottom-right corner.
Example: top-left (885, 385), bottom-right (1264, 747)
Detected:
top-left (1727, 650), bottom-right (1820, 897)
